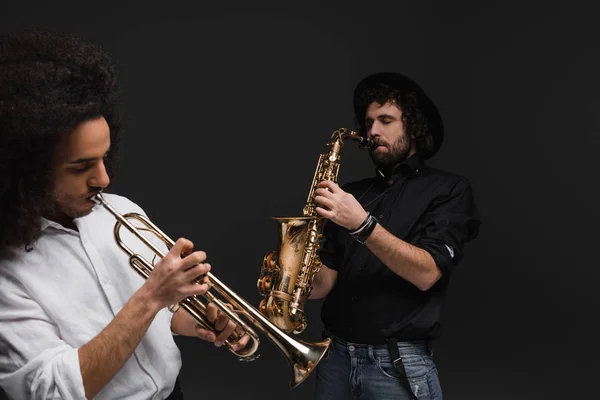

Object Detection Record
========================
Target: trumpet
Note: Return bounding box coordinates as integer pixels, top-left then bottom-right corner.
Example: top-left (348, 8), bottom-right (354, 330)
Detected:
top-left (94, 192), bottom-right (330, 389)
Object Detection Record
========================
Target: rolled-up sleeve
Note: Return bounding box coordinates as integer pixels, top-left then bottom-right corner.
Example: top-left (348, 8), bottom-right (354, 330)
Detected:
top-left (0, 274), bottom-right (86, 400)
top-left (416, 178), bottom-right (481, 277)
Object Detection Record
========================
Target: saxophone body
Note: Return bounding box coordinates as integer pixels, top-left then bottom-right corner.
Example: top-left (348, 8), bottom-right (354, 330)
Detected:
top-left (257, 128), bottom-right (372, 334)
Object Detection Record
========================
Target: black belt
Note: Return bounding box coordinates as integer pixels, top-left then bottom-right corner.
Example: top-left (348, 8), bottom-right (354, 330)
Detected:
top-left (387, 337), bottom-right (417, 400)
top-left (165, 378), bottom-right (184, 400)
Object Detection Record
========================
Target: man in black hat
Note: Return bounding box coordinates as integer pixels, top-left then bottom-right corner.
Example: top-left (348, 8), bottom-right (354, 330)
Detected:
top-left (309, 72), bottom-right (481, 399)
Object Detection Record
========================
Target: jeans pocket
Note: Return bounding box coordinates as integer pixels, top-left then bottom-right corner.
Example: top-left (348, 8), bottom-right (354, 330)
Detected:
top-left (377, 354), bottom-right (429, 380)
top-left (376, 357), bottom-right (403, 380)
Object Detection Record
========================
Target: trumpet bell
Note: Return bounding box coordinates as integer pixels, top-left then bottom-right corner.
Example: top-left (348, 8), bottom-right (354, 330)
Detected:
top-left (287, 337), bottom-right (331, 388)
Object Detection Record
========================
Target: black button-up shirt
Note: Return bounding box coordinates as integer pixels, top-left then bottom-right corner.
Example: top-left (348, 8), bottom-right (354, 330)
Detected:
top-left (318, 153), bottom-right (481, 344)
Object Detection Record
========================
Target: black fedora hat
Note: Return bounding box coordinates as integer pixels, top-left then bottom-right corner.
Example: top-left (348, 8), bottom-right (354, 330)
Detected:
top-left (353, 72), bottom-right (444, 160)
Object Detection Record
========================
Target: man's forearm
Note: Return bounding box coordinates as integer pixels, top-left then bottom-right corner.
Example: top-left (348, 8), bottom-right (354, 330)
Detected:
top-left (78, 285), bottom-right (161, 399)
top-left (365, 224), bottom-right (441, 291)
top-left (308, 264), bottom-right (337, 299)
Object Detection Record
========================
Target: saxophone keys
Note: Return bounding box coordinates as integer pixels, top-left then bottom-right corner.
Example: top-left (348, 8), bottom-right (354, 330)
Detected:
top-left (257, 275), bottom-right (272, 295)
top-left (263, 251), bottom-right (279, 271)
top-left (259, 298), bottom-right (267, 314)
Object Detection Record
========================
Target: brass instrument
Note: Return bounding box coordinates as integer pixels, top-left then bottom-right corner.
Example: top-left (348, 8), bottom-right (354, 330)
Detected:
top-left (257, 128), bottom-right (373, 334)
top-left (94, 193), bottom-right (331, 389)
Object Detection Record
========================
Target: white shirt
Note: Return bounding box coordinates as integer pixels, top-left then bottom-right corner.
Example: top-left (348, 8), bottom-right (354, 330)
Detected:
top-left (0, 193), bottom-right (182, 400)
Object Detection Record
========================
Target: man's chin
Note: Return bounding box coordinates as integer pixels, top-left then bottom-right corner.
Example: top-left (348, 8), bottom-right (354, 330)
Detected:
top-left (71, 207), bottom-right (95, 219)
top-left (371, 153), bottom-right (393, 167)
top-left (372, 154), bottom-right (411, 172)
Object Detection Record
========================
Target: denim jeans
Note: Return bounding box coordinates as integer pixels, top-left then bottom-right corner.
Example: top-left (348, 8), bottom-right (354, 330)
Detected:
top-left (314, 334), bottom-right (442, 400)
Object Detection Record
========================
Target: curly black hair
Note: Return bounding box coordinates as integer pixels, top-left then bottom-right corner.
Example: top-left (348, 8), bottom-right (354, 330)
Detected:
top-left (353, 72), bottom-right (444, 160)
top-left (0, 29), bottom-right (122, 251)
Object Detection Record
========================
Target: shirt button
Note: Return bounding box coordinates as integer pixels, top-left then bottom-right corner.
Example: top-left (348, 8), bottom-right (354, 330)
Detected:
top-left (378, 214), bottom-right (384, 219)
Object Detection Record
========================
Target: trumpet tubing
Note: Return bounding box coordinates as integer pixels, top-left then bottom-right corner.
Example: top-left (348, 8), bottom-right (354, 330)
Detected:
top-left (94, 193), bottom-right (331, 389)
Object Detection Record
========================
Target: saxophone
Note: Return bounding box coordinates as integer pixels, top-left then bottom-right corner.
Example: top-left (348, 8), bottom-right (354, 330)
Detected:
top-left (257, 128), bottom-right (373, 334)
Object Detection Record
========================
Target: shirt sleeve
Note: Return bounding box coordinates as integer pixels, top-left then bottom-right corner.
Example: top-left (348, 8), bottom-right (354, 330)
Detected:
top-left (0, 274), bottom-right (87, 400)
top-left (416, 178), bottom-right (481, 278)
top-left (318, 219), bottom-right (344, 271)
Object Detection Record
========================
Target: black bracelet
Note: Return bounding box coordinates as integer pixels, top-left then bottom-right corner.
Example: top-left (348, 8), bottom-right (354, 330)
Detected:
top-left (350, 214), bottom-right (378, 244)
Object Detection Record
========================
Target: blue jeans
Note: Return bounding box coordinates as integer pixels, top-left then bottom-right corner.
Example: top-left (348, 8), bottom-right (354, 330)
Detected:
top-left (314, 334), bottom-right (442, 400)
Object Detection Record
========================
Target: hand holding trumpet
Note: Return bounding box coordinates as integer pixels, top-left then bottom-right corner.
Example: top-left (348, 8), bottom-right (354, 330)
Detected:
top-left (144, 237), bottom-right (250, 351)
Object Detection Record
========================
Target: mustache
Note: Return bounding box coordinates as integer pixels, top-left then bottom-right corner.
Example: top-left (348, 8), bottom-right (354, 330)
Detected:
top-left (370, 139), bottom-right (385, 147)
top-left (84, 189), bottom-right (102, 198)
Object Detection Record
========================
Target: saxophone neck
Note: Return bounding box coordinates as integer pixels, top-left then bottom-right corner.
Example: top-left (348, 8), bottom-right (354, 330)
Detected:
top-left (330, 128), bottom-right (374, 151)
top-left (303, 128), bottom-right (373, 216)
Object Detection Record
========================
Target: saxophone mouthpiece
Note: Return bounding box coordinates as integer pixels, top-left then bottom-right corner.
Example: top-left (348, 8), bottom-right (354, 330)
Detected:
top-left (362, 137), bottom-right (375, 149)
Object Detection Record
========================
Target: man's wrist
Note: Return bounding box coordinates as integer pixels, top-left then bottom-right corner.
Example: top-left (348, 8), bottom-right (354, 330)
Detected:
top-left (349, 214), bottom-right (378, 244)
top-left (348, 212), bottom-right (371, 235)
top-left (135, 283), bottom-right (164, 315)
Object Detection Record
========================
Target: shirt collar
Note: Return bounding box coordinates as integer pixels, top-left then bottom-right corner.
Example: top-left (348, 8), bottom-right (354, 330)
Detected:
top-left (40, 217), bottom-right (60, 232)
top-left (39, 212), bottom-right (92, 234)
top-left (375, 153), bottom-right (425, 184)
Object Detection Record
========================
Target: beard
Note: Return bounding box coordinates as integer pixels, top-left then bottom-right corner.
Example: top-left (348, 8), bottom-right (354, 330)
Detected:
top-left (46, 189), bottom-right (96, 225)
top-left (369, 134), bottom-right (413, 173)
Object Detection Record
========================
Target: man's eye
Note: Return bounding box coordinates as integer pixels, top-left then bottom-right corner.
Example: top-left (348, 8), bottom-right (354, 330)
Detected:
top-left (71, 165), bottom-right (91, 173)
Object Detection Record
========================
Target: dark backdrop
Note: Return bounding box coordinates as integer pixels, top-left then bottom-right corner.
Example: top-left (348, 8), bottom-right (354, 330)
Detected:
top-left (1, 1), bottom-right (598, 399)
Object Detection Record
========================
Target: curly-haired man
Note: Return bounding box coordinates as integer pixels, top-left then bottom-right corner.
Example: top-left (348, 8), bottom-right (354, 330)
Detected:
top-left (309, 72), bottom-right (482, 399)
top-left (0, 30), bottom-right (247, 400)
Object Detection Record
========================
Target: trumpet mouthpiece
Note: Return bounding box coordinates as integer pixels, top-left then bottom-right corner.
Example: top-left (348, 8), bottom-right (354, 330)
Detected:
top-left (92, 191), bottom-right (106, 206)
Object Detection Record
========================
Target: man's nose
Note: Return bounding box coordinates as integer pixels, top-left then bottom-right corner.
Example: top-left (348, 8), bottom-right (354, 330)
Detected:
top-left (88, 162), bottom-right (110, 189)
top-left (368, 121), bottom-right (381, 137)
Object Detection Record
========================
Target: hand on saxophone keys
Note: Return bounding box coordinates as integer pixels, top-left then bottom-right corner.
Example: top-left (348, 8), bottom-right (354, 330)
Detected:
top-left (313, 180), bottom-right (369, 231)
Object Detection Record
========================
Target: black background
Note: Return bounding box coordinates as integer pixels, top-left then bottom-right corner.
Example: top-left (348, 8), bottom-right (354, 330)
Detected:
top-left (1, 1), bottom-right (599, 399)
